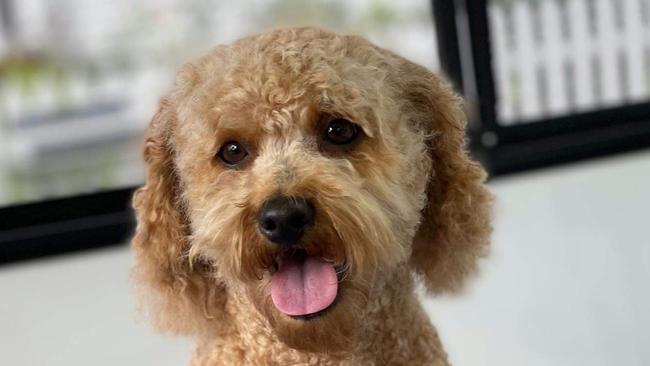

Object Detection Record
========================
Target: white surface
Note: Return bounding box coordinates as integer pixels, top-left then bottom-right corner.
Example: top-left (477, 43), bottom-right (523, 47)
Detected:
top-left (0, 247), bottom-right (192, 365)
top-left (1, 151), bottom-right (650, 365)
top-left (425, 150), bottom-right (650, 366)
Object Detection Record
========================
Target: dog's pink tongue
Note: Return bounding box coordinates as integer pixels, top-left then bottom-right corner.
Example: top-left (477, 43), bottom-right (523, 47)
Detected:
top-left (271, 256), bottom-right (338, 316)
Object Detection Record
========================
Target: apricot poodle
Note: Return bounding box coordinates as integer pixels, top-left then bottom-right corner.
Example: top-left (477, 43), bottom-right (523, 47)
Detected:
top-left (132, 27), bottom-right (492, 365)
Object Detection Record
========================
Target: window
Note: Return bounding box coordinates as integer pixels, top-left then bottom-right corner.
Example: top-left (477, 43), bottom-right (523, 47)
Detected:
top-left (436, 0), bottom-right (650, 175)
top-left (489, 0), bottom-right (650, 123)
top-left (0, 0), bottom-right (438, 207)
top-left (0, 0), bottom-right (438, 262)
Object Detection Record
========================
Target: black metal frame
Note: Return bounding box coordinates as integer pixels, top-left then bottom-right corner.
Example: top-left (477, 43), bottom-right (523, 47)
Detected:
top-left (433, 0), bottom-right (650, 176)
top-left (0, 188), bottom-right (135, 264)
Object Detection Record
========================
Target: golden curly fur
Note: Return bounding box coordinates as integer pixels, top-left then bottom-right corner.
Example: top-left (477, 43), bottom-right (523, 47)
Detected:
top-left (132, 27), bottom-right (492, 365)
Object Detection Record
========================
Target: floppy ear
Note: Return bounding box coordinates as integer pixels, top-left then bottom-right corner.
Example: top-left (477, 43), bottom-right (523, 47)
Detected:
top-left (401, 62), bottom-right (493, 294)
top-left (131, 98), bottom-right (227, 335)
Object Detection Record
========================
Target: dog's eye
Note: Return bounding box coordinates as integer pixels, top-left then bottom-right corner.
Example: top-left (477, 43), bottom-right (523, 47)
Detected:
top-left (324, 118), bottom-right (359, 145)
top-left (217, 141), bottom-right (248, 166)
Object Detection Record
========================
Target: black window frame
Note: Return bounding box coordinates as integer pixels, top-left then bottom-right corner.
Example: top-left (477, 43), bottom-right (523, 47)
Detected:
top-left (433, 0), bottom-right (650, 176)
top-left (0, 187), bottom-right (136, 264)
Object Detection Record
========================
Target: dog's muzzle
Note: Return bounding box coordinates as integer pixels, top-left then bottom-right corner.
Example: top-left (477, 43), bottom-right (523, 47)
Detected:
top-left (256, 195), bottom-right (339, 318)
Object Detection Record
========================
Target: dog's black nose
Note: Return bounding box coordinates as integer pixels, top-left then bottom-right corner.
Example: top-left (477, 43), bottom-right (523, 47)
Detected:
top-left (257, 196), bottom-right (314, 245)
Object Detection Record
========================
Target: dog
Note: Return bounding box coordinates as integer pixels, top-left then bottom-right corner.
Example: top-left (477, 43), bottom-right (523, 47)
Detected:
top-left (132, 27), bottom-right (492, 365)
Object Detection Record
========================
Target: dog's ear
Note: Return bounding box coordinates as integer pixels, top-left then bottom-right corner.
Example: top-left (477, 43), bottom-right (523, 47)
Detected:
top-left (399, 62), bottom-right (493, 294)
top-left (132, 97), bottom-right (227, 335)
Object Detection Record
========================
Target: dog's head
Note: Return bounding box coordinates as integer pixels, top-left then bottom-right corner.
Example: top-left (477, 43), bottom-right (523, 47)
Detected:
top-left (132, 27), bottom-right (491, 353)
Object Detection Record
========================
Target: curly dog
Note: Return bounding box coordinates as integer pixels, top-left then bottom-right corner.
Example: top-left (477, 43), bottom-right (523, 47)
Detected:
top-left (132, 27), bottom-right (492, 365)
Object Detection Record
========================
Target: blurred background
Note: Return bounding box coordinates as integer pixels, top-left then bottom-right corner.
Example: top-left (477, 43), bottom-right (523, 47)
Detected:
top-left (0, 0), bottom-right (436, 206)
top-left (1, 0), bottom-right (649, 365)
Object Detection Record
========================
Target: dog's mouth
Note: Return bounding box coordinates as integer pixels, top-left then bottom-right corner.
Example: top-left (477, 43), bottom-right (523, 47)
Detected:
top-left (269, 248), bottom-right (342, 319)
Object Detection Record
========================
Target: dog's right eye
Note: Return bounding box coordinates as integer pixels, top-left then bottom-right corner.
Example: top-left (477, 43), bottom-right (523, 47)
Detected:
top-left (323, 118), bottom-right (360, 145)
top-left (217, 141), bottom-right (248, 166)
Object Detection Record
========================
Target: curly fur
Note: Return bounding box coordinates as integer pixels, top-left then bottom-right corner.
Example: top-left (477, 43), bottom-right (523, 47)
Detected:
top-left (132, 27), bottom-right (492, 365)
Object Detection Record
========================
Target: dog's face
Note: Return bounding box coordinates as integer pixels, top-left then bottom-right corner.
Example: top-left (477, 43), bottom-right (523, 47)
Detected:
top-left (132, 27), bottom-right (491, 354)
top-left (172, 34), bottom-right (429, 350)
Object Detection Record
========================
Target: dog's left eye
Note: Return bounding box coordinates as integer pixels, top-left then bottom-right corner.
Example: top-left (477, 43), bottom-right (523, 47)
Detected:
top-left (324, 118), bottom-right (360, 145)
top-left (217, 141), bottom-right (248, 166)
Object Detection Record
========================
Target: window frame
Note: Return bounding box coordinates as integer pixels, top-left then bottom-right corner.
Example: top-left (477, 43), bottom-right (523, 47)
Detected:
top-left (433, 0), bottom-right (650, 176)
top-left (0, 188), bottom-right (135, 264)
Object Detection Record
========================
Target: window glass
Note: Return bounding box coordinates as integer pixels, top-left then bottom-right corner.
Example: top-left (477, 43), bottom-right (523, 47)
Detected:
top-left (488, 0), bottom-right (650, 124)
top-left (0, 0), bottom-right (437, 206)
